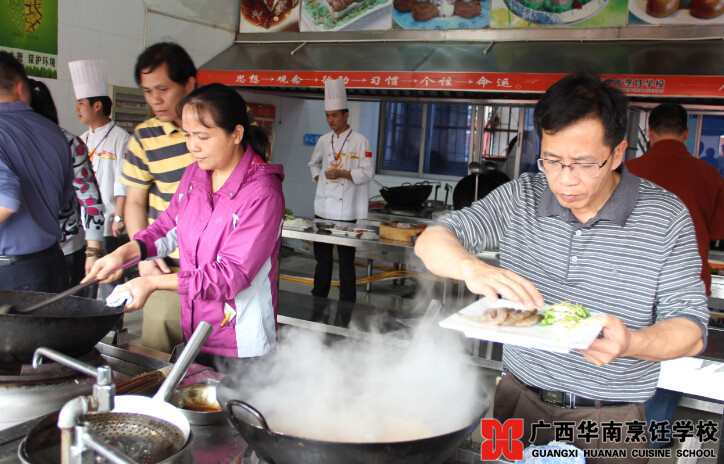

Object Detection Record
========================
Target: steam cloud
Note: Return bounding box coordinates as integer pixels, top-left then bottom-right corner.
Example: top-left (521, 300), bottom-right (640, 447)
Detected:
top-left (221, 283), bottom-right (488, 443)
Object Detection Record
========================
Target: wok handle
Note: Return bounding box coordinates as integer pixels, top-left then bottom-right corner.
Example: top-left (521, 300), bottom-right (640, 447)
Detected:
top-left (226, 399), bottom-right (276, 439)
top-left (154, 321), bottom-right (212, 402)
top-left (16, 257), bottom-right (141, 314)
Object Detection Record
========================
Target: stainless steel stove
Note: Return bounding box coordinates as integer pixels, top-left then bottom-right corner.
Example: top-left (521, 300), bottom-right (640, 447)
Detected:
top-left (0, 342), bottom-right (501, 464)
top-left (0, 350), bottom-right (104, 431)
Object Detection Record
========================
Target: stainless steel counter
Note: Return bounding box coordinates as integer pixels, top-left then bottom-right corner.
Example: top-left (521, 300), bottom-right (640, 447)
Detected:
top-left (0, 343), bottom-right (245, 464)
top-left (282, 226), bottom-right (421, 265)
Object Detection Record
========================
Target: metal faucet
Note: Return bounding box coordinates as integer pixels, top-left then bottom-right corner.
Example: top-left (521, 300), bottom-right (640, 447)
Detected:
top-left (33, 348), bottom-right (115, 413)
top-left (33, 348), bottom-right (134, 464)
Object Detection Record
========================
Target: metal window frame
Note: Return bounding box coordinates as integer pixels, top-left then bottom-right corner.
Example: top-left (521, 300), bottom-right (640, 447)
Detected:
top-left (377, 101), bottom-right (482, 181)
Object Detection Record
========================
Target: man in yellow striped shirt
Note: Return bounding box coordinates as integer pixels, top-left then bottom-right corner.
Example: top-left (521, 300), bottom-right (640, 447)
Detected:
top-left (122, 42), bottom-right (196, 353)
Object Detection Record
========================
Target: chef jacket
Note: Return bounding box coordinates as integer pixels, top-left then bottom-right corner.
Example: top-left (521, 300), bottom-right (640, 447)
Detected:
top-left (81, 121), bottom-right (129, 237)
top-left (308, 128), bottom-right (374, 221)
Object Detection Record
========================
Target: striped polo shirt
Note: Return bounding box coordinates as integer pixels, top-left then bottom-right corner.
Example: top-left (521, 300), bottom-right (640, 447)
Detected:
top-left (122, 118), bottom-right (194, 269)
top-left (438, 167), bottom-right (709, 402)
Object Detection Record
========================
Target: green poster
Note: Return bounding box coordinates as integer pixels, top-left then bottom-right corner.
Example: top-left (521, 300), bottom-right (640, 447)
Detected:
top-left (0, 0), bottom-right (58, 79)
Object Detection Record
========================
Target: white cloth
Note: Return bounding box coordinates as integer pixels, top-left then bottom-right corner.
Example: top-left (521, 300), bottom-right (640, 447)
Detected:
top-left (69, 60), bottom-right (108, 99)
top-left (308, 128), bottom-right (374, 221)
top-left (81, 122), bottom-right (129, 236)
top-left (324, 78), bottom-right (347, 111)
top-left (106, 285), bottom-right (132, 307)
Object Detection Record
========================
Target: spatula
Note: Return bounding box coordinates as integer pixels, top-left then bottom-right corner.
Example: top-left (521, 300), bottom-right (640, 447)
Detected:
top-left (0, 257), bottom-right (140, 315)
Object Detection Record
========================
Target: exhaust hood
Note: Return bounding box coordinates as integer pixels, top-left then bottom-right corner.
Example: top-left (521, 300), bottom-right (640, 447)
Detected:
top-left (197, 29), bottom-right (724, 102)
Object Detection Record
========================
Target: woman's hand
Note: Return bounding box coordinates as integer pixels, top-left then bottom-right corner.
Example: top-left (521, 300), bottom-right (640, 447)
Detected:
top-left (118, 277), bottom-right (157, 312)
top-left (84, 241), bottom-right (141, 284)
top-left (85, 252), bottom-right (125, 284)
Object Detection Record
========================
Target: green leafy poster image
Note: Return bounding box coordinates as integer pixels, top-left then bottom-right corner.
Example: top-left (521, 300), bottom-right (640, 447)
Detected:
top-left (0, 0), bottom-right (58, 79)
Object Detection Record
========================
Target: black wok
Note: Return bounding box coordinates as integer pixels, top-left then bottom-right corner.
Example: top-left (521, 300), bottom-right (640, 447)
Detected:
top-left (0, 290), bottom-right (123, 365)
top-left (380, 183), bottom-right (433, 210)
top-left (217, 375), bottom-right (488, 464)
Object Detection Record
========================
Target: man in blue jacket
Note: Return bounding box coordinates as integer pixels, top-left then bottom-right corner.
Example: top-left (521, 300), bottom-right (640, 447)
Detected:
top-left (0, 52), bottom-right (74, 292)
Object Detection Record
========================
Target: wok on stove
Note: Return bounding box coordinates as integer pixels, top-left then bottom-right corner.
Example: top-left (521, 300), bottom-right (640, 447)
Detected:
top-left (0, 290), bottom-right (123, 365)
top-left (217, 375), bottom-right (489, 464)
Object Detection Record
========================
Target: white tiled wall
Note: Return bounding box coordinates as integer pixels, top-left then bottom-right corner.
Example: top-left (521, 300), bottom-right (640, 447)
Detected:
top-left (40, 0), bottom-right (237, 135)
top-left (37, 0), bottom-right (445, 216)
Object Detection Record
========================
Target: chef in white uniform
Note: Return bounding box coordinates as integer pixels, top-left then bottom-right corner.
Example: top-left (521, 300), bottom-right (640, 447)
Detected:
top-left (308, 78), bottom-right (374, 303)
top-left (69, 59), bottom-right (130, 299)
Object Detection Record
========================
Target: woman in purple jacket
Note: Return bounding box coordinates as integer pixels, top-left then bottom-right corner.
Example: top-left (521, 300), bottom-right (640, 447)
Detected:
top-left (87, 84), bottom-right (285, 361)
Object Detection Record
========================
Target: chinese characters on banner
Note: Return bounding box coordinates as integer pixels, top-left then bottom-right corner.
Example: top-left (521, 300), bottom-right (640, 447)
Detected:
top-left (248, 103), bottom-right (276, 162)
top-left (0, 0), bottom-right (58, 79)
top-left (197, 70), bottom-right (724, 99)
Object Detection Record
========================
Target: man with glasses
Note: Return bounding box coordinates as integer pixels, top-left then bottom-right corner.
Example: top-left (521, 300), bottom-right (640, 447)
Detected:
top-left (415, 72), bottom-right (708, 462)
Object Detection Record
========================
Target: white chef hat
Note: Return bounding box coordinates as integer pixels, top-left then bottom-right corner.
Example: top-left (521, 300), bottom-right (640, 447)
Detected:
top-left (68, 60), bottom-right (108, 99)
top-left (324, 78), bottom-right (347, 112)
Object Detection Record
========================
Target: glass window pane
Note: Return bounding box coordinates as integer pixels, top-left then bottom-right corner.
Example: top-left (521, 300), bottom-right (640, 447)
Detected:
top-left (699, 114), bottom-right (724, 177)
top-left (381, 103), bottom-right (423, 173)
top-left (519, 107), bottom-right (541, 175)
top-left (684, 114), bottom-right (698, 156)
top-left (423, 104), bottom-right (471, 176)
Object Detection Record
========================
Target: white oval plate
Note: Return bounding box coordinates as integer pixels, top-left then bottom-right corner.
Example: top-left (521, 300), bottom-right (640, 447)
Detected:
top-left (439, 298), bottom-right (603, 353)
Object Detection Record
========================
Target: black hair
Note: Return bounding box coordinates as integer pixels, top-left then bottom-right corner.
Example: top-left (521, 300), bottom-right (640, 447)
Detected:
top-left (28, 78), bottom-right (59, 124)
top-left (648, 103), bottom-right (688, 136)
top-left (0, 51), bottom-right (29, 94)
top-left (134, 42), bottom-right (196, 87)
top-left (178, 83), bottom-right (262, 152)
top-left (248, 125), bottom-right (270, 161)
top-left (87, 96), bottom-right (113, 117)
top-left (534, 71), bottom-right (628, 151)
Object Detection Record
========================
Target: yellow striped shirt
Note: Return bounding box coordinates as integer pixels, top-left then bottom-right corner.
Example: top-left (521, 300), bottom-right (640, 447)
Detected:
top-left (122, 118), bottom-right (194, 269)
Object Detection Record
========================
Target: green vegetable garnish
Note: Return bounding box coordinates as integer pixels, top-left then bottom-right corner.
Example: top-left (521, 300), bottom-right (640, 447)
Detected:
top-left (285, 208), bottom-right (295, 220)
top-left (539, 301), bottom-right (590, 327)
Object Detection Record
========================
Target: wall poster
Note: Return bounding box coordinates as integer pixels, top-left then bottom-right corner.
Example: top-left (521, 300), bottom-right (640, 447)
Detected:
top-left (300, 0), bottom-right (392, 31)
top-left (248, 103), bottom-right (276, 162)
top-left (628, 0), bottom-right (724, 23)
top-left (392, 0), bottom-right (490, 29)
top-left (0, 0), bottom-right (58, 78)
top-left (240, 0), bottom-right (301, 32)
top-left (489, 0), bottom-right (627, 27)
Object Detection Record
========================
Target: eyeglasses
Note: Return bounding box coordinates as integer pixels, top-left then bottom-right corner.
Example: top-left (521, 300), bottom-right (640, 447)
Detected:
top-left (537, 152), bottom-right (613, 178)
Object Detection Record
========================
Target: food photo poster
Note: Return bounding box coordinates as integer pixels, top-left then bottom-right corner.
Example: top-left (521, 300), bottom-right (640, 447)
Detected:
top-left (489, 0), bottom-right (628, 27)
top-left (238, 0), bottom-right (723, 31)
top-left (628, 0), bottom-right (724, 24)
top-left (392, 0), bottom-right (490, 29)
top-left (300, 0), bottom-right (393, 31)
top-left (240, 0), bottom-right (301, 32)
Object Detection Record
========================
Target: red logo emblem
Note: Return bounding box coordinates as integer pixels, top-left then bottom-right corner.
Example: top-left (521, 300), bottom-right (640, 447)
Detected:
top-left (480, 419), bottom-right (524, 461)
top-left (365, 151), bottom-right (372, 158)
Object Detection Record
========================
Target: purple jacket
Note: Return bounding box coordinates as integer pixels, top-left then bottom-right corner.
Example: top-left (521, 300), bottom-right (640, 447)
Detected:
top-left (135, 145), bottom-right (285, 358)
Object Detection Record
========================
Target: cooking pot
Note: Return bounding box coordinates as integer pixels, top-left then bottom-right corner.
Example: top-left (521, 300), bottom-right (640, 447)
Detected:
top-left (0, 290), bottom-right (123, 365)
top-left (217, 375), bottom-right (489, 464)
top-left (18, 411), bottom-right (194, 464)
top-left (452, 171), bottom-right (510, 210)
top-left (379, 182), bottom-right (433, 210)
top-left (169, 380), bottom-right (224, 426)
